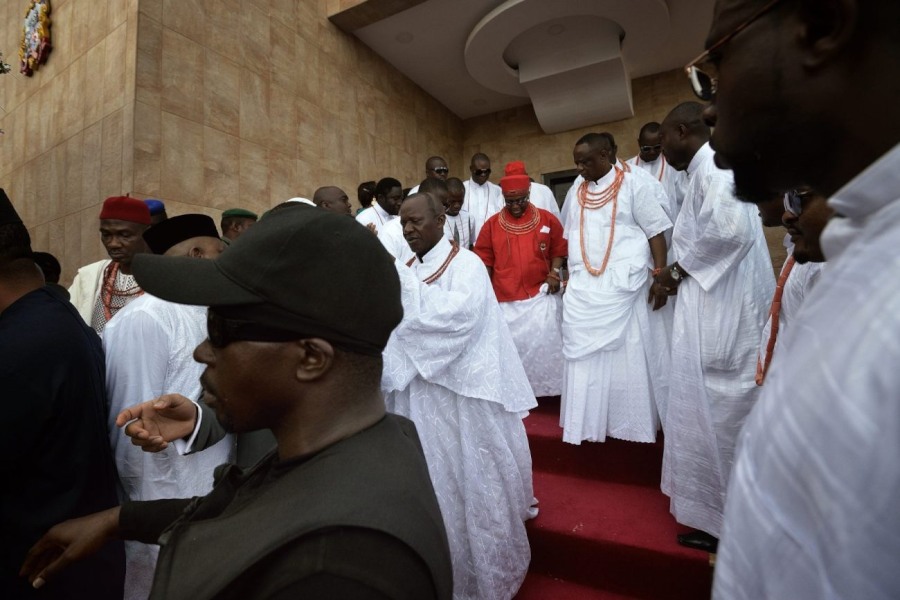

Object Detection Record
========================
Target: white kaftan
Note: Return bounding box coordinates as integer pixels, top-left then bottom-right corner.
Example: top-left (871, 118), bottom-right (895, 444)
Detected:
top-left (626, 154), bottom-right (688, 218)
top-left (756, 253), bottom-right (824, 381)
top-left (528, 181), bottom-right (561, 218)
top-left (355, 201), bottom-right (395, 235)
top-left (104, 295), bottom-right (233, 600)
top-left (500, 289), bottom-right (564, 398)
top-left (382, 237), bottom-right (536, 600)
top-left (464, 178), bottom-right (504, 243)
top-left (713, 143), bottom-right (900, 600)
top-left (67, 259), bottom-right (111, 326)
top-left (377, 217), bottom-right (416, 263)
top-left (661, 142), bottom-right (775, 537)
top-left (559, 167), bottom-right (672, 444)
top-left (444, 211), bottom-right (474, 249)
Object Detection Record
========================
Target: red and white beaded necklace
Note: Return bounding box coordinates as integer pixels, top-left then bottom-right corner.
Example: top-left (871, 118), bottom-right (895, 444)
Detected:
top-left (578, 166), bottom-right (625, 276)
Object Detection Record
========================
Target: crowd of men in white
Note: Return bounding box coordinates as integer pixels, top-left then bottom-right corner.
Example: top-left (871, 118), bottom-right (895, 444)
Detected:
top-left (42, 94), bottom-right (839, 600)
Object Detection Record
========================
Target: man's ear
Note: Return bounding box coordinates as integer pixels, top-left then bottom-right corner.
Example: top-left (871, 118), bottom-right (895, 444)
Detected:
top-left (189, 246), bottom-right (203, 258)
top-left (797, 0), bottom-right (858, 69)
top-left (292, 338), bottom-right (335, 382)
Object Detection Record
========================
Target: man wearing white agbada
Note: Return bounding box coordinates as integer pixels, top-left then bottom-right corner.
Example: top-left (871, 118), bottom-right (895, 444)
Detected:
top-left (655, 102), bottom-right (774, 553)
top-left (463, 153), bottom-right (504, 243)
top-left (697, 2), bottom-right (900, 597)
top-left (559, 133), bottom-right (672, 446)
top-left (355, 177), bottom-right (403, 235)
top-left (382, 192), bottom-right (536, 600)
top-left (626, 121), bottom-right (688, 219)
top-left (103, 214), bottom-right (234, 600)
top-left (473, 168), bottom-right (567, 398)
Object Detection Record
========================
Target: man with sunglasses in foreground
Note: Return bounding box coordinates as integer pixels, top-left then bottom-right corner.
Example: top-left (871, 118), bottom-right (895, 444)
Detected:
top-left (20, 208), bottom-right (453, 600)
top-left (684, 1), bottom-right (900, 598)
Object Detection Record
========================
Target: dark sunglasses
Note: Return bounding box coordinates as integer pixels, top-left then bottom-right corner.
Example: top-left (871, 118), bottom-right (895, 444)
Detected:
top-left (473, 168), bottom-right (491, 177)
top-left (784, 189), bottom-right (812, 216)
top-left (639, 144), bottom-right (662, 153)
top-left (684, 0), bottom-right (783, 101)
top-left (504, 195), bottom-right (529, 206)
top-left (207, 311), bottom-right (303, 348)
top-left (429, 167), bottom-right (450, 175)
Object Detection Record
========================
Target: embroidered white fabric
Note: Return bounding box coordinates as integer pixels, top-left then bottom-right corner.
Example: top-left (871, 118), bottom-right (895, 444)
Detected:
top-left (382, 237), bottom-right (536, 599)
top-left (500, 290), bottom-right (564, 397)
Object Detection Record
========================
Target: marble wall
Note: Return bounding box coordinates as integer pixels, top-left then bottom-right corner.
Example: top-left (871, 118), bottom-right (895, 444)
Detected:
top-left (0, 0), bottom-right (138, 286)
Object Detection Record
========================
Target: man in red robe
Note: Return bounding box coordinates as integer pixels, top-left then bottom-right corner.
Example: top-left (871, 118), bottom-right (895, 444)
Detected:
top-left (474, 167), bottom-right (568, 397)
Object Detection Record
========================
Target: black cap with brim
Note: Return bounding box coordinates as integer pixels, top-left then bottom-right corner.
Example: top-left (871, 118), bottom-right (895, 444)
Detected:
top-left (131, 206), bottom-right (403, 355)
top-left (0, 188), bottom-right (23, 226)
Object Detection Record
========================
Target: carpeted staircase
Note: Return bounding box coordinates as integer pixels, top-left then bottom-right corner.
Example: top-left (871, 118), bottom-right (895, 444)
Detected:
top-left (515, 397), bottom-right (714, 599)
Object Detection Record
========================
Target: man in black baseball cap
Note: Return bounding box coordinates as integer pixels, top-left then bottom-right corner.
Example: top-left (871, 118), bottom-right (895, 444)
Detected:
top-left (21, 209), bottom-right (453, 600)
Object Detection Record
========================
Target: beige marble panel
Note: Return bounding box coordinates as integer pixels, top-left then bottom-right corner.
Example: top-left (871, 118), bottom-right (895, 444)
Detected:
top-left (240, 2), bottom-right (271, 75)
top-left (162, 0), bottom-right (205, 44)
top-left (202, 126), bottom-right (240, 209)
top-left (103, 23), bottom-right (129, 118)
top-left (268, 149), bottom-right (299, 205)
top-left (100, 109), bottom-right (125, 199)
top-left (239, 68), bottom-right (270, 147)
top-left (268, 82), bottom-right (298, 156)
top-left (80, 204), bottom-right (108, 267)
top-left (72, 0), bottom-right (108, 58)
top-left (64, 131), bottom-right (86, 213)
top-left (161, 29), bottom-right (204, 124)
top-left (61, 55), bottom-right (87, 143)
top-left (296, 95), bottom-right (323, 164)
top-left (136, 13), bottom-right (163, 108)
top-left (133, 100), bottom-right (161, 197)
top-left (269, 18), bottom-right (297, 93)
top-left (238, 139), bottom-right (270, 215)
top-left (139, 0), bottom-right (164, 24)
top-left (293, 33), bottom-right (321, 103)
top-left (65, 211), bottom-right (83, 273)
top-left (81, 120), bottom-right (104, 210)
top-left (160, 111), bottom-right (204, 203)
top-left (51, 0), bottom-right (75, 73)
top-left (84, 39), bottom-right (107, 128)
top-left (202, 0), bottom-right (241, 58)
top-left (49, 218), bottom-right (67, 280)
top-left (203, 50), bottom-right (240, 135)
top-left (31, 221), bottom-right (50, 254)
top-left (108, 0), bottom-right (130, 30)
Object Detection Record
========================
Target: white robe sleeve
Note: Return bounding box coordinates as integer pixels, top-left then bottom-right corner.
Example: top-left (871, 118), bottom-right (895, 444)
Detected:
top-left (631, 178), bottom-right (673, 240)
top-left (386, 259), bottom-right (488, 391)
top-left (677, 172), bottom-right (761, 292)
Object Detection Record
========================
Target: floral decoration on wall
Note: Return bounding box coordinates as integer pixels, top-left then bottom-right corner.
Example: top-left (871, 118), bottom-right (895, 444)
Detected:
top-left (0, 51), bottom-right (11, 74)
top-left (19, 0), bottom-right (52, 76)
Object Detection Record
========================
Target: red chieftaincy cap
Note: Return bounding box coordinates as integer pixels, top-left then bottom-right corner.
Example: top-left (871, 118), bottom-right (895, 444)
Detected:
top-left (504, 160), bottom-right (528, 177)
top-left (500, 174), bottom-right (531, 198)
top-left (99, 196), bottom-right (152, 225)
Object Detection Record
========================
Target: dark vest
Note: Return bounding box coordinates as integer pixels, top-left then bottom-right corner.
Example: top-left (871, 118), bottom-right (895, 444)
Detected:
top-left (149, 415), bottom-right (452, 599)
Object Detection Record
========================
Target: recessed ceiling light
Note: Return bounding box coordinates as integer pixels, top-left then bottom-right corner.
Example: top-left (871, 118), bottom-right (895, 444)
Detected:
top-left (395, 31), bottom-right (414, 43)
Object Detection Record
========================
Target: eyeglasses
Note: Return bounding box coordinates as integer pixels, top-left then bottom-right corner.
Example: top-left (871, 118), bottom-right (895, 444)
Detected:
top-left (429, 167), bottom-right (449, 175)
top-left (504, 195), bottom-right (529, 206)
top-left (207, 311), bottom-right (303, 348)
top-left (684, 0), bottom-right (784, 101)
top-left (472, 168), bottom-right (491, 177)
top-left (784, 189), bottom-right (812, 216)
top-left (639, 144), bottom-right (662, 153)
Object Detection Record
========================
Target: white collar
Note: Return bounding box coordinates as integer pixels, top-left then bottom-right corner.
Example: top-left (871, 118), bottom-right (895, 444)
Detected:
top-left (828, 142), bottom-right (900, 219)
top-left (686, 142), bottom-right (713, 177)
top-left (416, 236), bottom-right (452, 269)
top-left (372, 202), bottom-right (394, 222)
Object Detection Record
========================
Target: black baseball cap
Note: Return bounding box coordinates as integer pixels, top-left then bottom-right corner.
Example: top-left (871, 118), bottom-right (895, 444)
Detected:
top-left (131, 205), bottom-right (402, 355)
top-left (143, 214), bottom-right (220, 254)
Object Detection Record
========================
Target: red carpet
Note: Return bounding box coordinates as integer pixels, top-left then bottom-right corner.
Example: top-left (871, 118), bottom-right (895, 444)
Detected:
top-left (515, 397), bottom-right (713, 599)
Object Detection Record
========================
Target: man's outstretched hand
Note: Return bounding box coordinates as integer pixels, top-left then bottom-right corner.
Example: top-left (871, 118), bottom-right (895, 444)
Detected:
top-left (115, 393), bottom-right (198, 453)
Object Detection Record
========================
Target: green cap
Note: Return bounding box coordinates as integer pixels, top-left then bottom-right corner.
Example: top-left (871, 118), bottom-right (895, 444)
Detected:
top-left (222, 208), bottom-right (258, 220)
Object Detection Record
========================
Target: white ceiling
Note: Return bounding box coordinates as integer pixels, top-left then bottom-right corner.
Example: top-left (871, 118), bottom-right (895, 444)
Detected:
top-left (350, 0), bottom-right (715, 131)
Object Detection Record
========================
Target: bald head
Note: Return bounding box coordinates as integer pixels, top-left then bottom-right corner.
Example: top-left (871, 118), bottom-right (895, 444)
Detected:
top-left (660, 102), bottom-right (712, 172)
top-left (313, 186), bottom-right (352, 217)
top-left (425, 156), bottom-right (449, 181)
